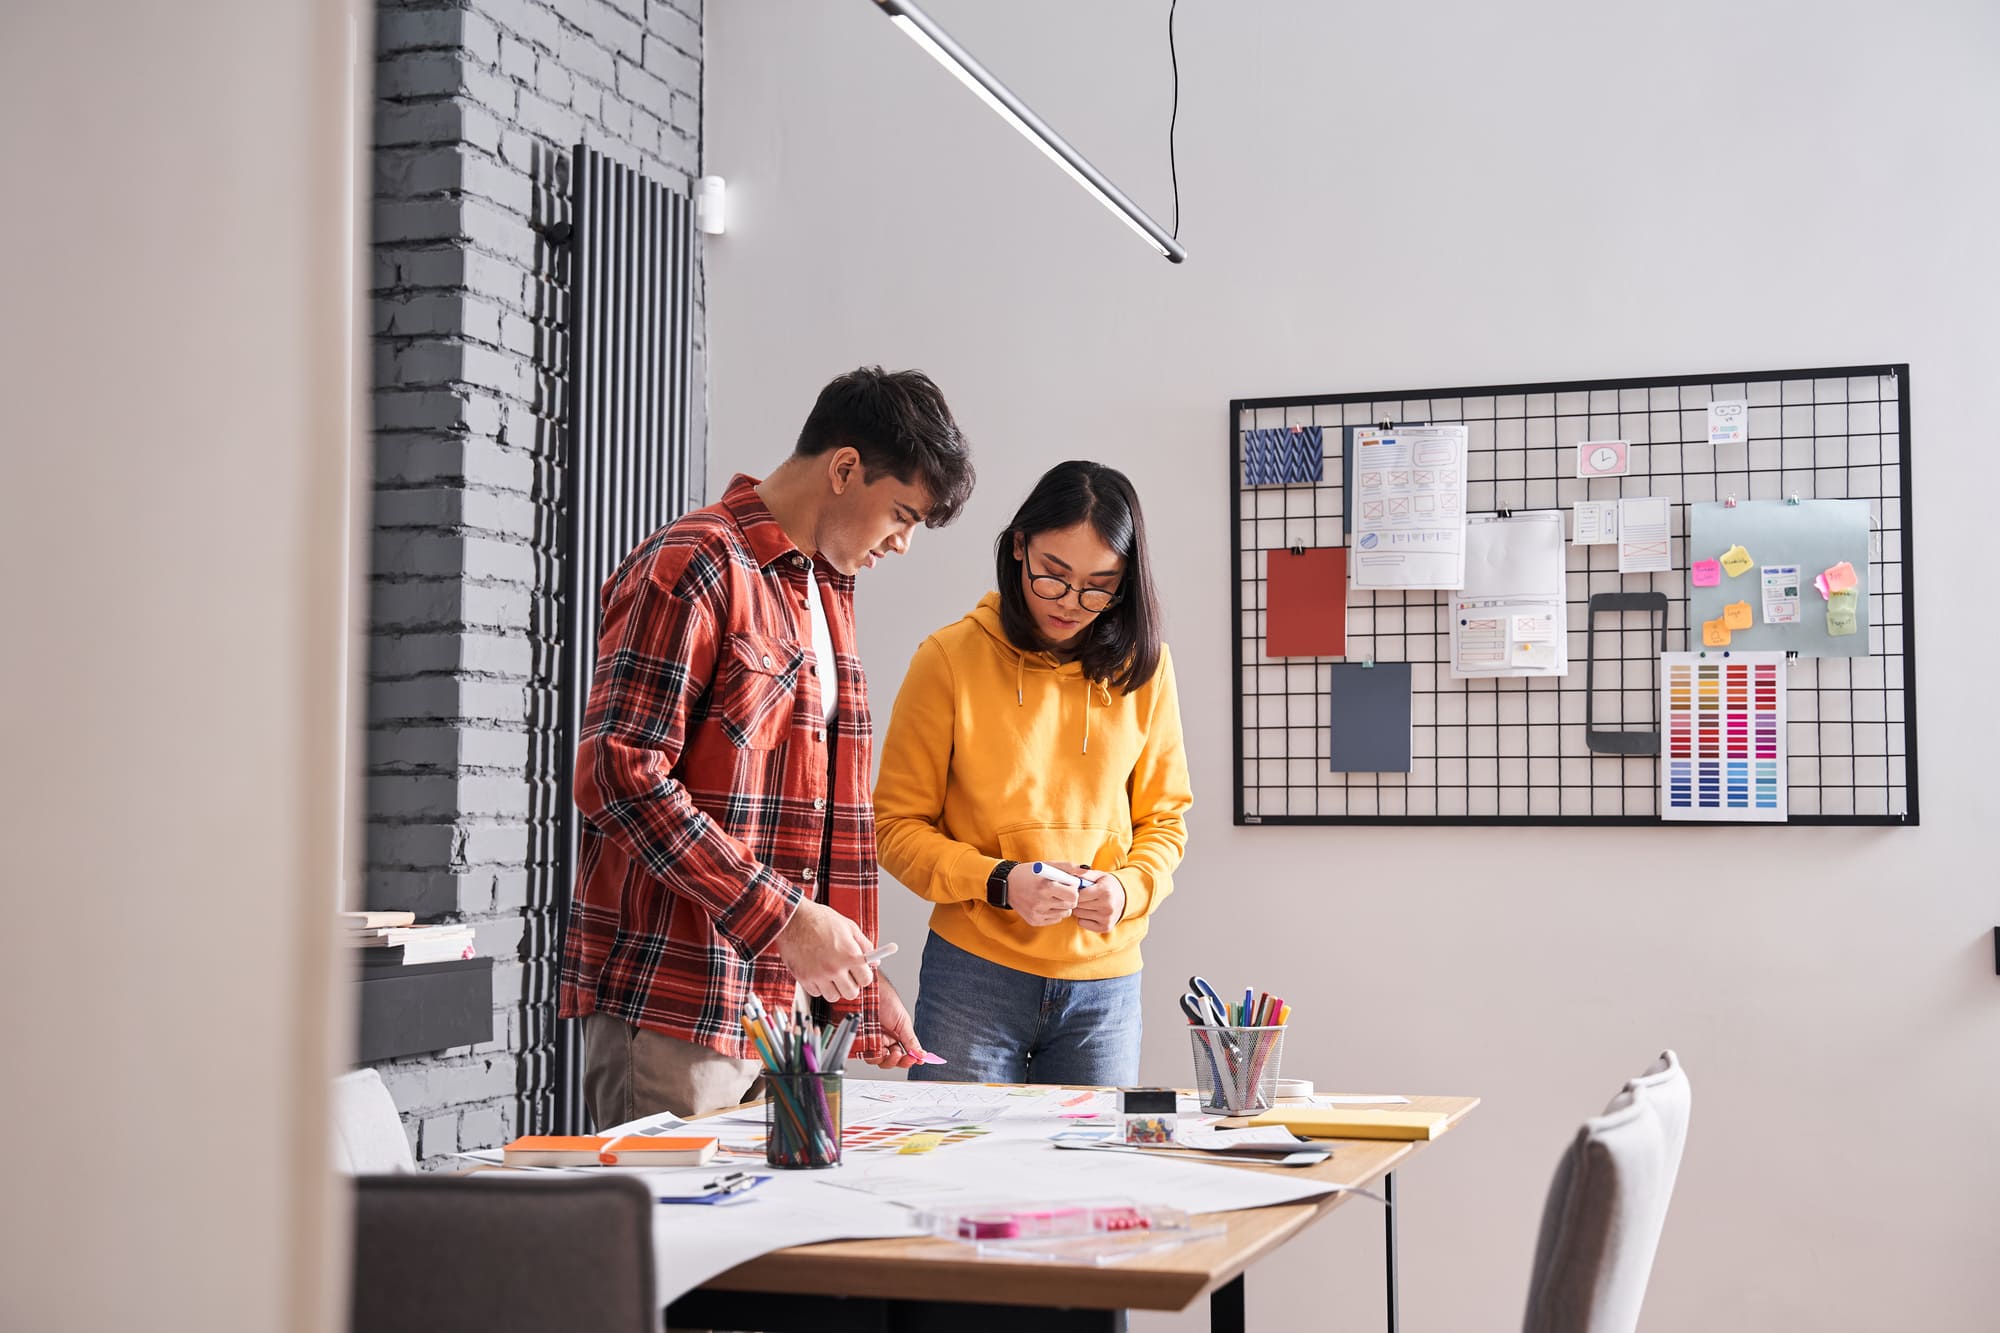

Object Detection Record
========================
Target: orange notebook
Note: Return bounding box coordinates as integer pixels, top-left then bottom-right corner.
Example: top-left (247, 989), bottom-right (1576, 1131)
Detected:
top-left (501, 1134), bottom-right (719, 1167)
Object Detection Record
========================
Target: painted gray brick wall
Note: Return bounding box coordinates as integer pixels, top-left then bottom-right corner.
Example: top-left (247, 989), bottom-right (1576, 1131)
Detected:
top-left (365, 0), bottom-right (705, 1169)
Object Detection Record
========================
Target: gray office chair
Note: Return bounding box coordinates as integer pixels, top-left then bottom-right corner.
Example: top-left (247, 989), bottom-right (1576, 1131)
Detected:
top-left (349, 1173), bottom-right (656, 1333)
top-left (331, 1068), bottom-right (416, 1175)
top-left (1522, 1050), bottom-right (1691, 1333)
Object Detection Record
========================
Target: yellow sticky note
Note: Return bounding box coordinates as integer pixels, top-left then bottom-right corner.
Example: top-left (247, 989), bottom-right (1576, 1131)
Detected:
top-left (1723, 600), bottom-right (1754, 629)
top-left (1702, 618), bottom-right (1732, 647)
top-left (1720, 545), bottom-right (1754, 577)
top-left (1826, 588), bottom-right (1858, 637)
top-left (896, 1133), bottom-right (946, 1155)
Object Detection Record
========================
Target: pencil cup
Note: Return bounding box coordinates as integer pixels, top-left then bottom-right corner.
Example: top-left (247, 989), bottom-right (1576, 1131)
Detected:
top-left (765, 1072), bottom-right (842, 1169)
top-left (1190, 1026), bottom-right (1285, 1115)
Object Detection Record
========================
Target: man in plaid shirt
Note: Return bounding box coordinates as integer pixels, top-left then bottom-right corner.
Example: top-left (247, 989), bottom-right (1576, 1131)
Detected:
top-left (562, 367), bottom-right (976, 1122)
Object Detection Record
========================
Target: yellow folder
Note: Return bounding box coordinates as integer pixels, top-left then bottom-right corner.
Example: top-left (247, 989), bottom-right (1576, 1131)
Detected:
top-left (1244, 1107), bottom-right (1450, 1141)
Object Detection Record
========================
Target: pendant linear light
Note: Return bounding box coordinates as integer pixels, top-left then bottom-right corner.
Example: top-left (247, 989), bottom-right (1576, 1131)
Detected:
top-left (869, 0), bottom-right (1187, 263)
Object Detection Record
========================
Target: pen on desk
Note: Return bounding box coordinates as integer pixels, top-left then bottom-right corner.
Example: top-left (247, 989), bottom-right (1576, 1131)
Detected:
top-left (700, 1171), bottom-right (751, 1194)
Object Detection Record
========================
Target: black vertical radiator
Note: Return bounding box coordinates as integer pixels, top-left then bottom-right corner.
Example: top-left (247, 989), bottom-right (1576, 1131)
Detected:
top-left (549, 144), bottom-right (697, 1133)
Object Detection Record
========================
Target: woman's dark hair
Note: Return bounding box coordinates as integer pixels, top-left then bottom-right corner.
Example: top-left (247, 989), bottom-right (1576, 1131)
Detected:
top-left (794, 366), bottom-right (975, 526)
top-left (995, 461), bottom-right (1162, 694)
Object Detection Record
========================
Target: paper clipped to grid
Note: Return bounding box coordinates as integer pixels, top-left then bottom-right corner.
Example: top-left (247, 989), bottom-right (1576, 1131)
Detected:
top-left (1348, 425), bottom-right (1468, 590)
top-left (1659, 651), bottom-right (1788, 822)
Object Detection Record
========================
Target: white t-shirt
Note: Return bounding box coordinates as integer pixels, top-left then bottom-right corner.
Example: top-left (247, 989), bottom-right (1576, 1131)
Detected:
top-left (804, 563), bottom-right (838, 723)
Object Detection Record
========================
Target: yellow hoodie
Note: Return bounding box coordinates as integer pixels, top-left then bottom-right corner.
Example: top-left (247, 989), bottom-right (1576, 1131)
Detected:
top-left (874, 592), bottom-right (1192, 980)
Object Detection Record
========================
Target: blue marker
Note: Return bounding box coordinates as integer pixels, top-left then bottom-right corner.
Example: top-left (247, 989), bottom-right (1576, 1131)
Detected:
top-left (1029, 861), bottom-right (1082, 888)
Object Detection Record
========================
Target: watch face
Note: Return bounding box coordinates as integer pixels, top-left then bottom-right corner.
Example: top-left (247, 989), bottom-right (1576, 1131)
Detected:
top-left (1577, 440), bottom-right (1630, 478)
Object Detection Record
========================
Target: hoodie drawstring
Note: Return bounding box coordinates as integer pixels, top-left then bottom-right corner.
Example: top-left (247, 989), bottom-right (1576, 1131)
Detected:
top-left (1015, 649), bottom-right (1109, 755)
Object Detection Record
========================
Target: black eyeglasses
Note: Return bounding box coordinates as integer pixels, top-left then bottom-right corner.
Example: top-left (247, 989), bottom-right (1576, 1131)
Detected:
top-left (1025, 551), bottom-right (1122, 614)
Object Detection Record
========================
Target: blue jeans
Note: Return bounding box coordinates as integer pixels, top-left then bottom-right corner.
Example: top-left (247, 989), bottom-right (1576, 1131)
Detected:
top-left (908, 933), bottom-right (1143, 1086)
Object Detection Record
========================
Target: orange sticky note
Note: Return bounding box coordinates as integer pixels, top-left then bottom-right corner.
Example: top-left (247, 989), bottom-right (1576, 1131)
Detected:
top-left (1822, 560), bottom-right (1857, 594)
top-left (1702, 618), bottom-right (1732, 647)
top-left (1723, 600), bottom-right (1753, 629)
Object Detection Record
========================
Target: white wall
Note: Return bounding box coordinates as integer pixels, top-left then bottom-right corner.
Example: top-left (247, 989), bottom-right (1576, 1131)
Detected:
top-left (705, 2), bottom-right (1999, 1329)
top-left (0, 3), bottom-right (364, 1330)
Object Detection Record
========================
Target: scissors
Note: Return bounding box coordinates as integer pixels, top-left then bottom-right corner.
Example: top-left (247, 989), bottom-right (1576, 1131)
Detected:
top-left (1186, 976), bottom-right (1229, 1026)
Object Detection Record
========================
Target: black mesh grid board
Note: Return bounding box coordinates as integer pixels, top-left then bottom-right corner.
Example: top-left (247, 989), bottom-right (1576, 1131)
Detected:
top-left (1229, 365), bottom-right (1918, 826)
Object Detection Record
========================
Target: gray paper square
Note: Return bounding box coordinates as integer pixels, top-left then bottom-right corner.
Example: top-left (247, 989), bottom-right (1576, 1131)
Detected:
top-left (1329, 663), bottom-right (1413, 772)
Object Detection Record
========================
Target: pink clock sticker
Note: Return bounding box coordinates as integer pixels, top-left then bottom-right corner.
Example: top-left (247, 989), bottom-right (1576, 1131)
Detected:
top-left (1576, 440), bottom-right (1631, 478)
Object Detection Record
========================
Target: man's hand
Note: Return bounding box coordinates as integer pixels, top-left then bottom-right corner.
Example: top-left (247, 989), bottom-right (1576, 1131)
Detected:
top-left (1007, 861), bottom-right (1080, 927)
top-left (772, 899), bottom-right (874, 1002)
top-left (863, 976), bottom-right (929, 1069)
top-left (1073, 870), bottom-right (1126, 933)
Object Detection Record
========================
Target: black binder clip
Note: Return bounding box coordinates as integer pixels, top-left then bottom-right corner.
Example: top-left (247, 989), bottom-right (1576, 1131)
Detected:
top-left (1377, 420), bottom-right (1394, 431)
top-left (1785, 651), bottom-right (1800, 663)
top-left (1289, 541), bottom-right (1305, 556)
top-left (1496, 508), bottom-right (1514, 519)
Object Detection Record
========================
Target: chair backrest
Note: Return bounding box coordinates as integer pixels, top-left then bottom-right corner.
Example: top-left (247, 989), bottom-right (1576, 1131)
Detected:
top-left (1522, 1050), bottom-right (1692, 1333)
top-left (332, 1068), bottom-right (416, 1175)
top-left (348, 1174), bottom-right (657, 1333)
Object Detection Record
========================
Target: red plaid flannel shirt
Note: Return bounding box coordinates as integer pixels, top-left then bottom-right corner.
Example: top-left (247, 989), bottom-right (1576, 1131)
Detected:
top-left (560, 474), bottom-right (883, 1061)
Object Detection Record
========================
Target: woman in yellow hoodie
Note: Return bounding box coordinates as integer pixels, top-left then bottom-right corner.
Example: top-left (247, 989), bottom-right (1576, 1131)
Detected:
top-left (874, 461), bottom-right (1191, 1084)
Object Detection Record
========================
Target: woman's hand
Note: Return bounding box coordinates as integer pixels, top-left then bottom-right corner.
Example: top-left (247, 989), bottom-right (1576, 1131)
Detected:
top-left (1006, 861), bottom-right (1080, 926)
top-left (1073, 870), bottom-right (1126, 932)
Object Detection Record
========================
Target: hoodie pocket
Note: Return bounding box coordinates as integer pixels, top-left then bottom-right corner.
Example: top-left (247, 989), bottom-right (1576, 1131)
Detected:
top-left (994, 821), bottom-right (1128, 874)
top-left (714, 632), bottom-right (802, 750)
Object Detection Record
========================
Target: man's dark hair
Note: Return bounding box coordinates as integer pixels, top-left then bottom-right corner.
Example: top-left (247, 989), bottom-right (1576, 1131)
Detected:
top-left (995, 460), bottom-right (1163, 695)
top-left (794, 367), bottom-right (974, 526)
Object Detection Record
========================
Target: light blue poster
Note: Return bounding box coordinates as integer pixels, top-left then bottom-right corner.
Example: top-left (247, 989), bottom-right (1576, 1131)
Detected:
top-left (1686, 500), bottom-right (1873, 657)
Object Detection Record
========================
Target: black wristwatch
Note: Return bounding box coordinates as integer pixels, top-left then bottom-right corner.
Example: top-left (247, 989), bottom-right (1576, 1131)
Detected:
top-left (986, 860), bottom-right (1017, 909)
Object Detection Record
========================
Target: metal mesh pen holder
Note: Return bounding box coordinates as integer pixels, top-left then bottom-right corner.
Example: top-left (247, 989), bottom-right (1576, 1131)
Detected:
top-left (1189, 1026), bottom-right (1285, 1115)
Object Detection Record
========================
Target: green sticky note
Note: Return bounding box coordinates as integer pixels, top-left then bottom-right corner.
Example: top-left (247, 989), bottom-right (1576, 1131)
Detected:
top-left (1826, 588), bottom-right (1858, 637)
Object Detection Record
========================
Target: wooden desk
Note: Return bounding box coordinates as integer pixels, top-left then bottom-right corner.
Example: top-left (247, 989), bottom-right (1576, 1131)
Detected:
top-left (666, 1093), bottom-right (1478, 1333)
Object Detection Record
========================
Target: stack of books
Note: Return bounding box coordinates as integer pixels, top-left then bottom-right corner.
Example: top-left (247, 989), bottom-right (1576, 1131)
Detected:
top-left (341, 911), bottom-right (477, 966)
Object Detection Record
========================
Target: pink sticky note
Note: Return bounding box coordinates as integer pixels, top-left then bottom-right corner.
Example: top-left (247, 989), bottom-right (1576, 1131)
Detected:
top-left (916, 1053), bottom-right (948, 1065)
top-left (1822, 561), bottom-right (1857, 594)
top-left (1691, 559), bottom-right (1721, 587)
top-left (1814, 572), bottom-right (1832, 600)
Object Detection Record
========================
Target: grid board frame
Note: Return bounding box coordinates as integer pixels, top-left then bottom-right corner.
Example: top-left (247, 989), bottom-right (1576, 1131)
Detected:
top-left (1229, 364), bottom-right (1918, 827)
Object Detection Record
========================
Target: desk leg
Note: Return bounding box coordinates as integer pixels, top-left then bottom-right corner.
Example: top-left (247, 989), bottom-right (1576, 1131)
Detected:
top-left (1209, 1273), bottom-right (1245, 1333)
top-left (1383, 1170), bottom-right (1399, 1333)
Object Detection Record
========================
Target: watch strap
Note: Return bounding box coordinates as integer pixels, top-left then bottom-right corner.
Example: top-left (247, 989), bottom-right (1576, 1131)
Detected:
top-left (986, 859), bottom-right (1017, 909)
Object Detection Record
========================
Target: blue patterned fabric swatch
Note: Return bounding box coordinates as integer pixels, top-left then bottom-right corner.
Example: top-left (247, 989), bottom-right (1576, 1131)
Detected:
top-left (1243, 426), bottom-right (1325, 486)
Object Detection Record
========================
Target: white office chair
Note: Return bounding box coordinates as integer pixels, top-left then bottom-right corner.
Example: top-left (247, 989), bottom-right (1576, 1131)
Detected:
top-left (1522, 1050), bottom-right (1692, 1333)
top-left (332, 1067), bottom-right (416, 1174)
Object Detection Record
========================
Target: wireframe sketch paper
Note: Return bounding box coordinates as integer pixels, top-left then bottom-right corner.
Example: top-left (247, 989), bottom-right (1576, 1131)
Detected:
top-left (1265, 546), bottom-right (1348, 657)
top-left (1617, 497), bottom-right (1673, 574)
top-left (1660, 650), bottom-right (1787, 822)
top-left (1450, 512), bottom-right (1569, 678)
top-left (1328, 662), bottom-right (1413, 772)
top-left (1349, 425), bottom-right (1468, 590)
top-left (1687, 500), bottom-right (1871, 657)
top-left (1572, 500), bottom-right (1619, 545)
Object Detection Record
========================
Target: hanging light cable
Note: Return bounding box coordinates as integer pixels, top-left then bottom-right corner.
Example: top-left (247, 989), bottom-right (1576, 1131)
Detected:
top-left (868, 0), bottom-right (1187, 263)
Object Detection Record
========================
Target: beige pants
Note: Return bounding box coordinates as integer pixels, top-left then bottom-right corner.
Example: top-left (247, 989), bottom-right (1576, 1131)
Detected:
top-left (582, 1012), bottom-right (762, 1124)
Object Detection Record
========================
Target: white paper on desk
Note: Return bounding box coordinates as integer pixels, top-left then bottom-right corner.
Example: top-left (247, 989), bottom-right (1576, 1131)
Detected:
top-left (1350, 425), bottom-right (1469, 590)
top-left (1175, 1125), bottom-right (1317, 1153)
top-left (1450, 512), bottom-right (1569, 678)
top-left (648, 1173), bottom-right (922, 1306)
top-left (1617, 497), bottom-right (1673, 574)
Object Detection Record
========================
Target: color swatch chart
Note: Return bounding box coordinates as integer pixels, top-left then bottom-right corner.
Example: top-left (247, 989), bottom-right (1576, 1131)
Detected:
top-left (1660, 651), bottom-right (1787, 822)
